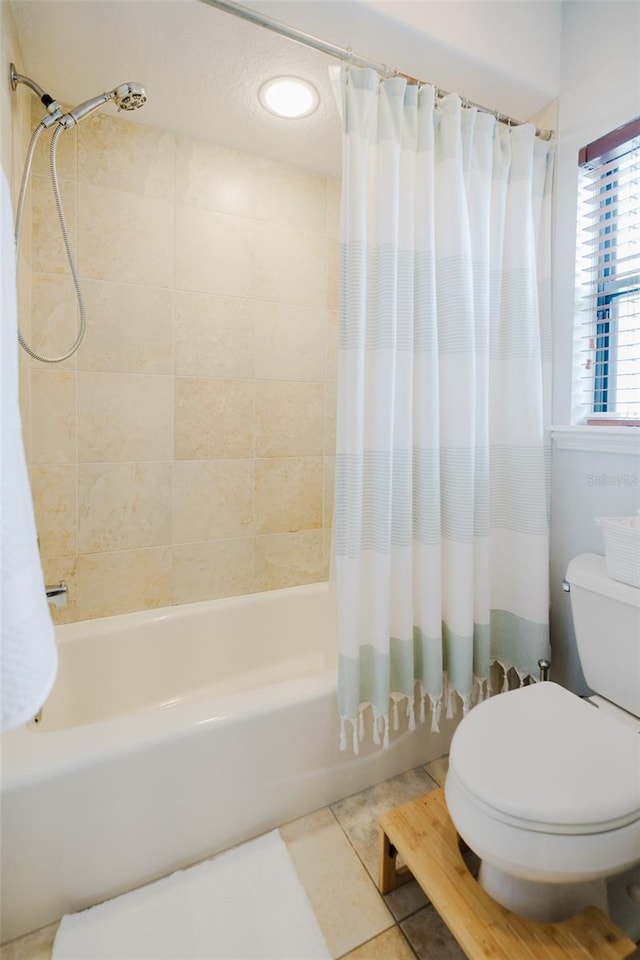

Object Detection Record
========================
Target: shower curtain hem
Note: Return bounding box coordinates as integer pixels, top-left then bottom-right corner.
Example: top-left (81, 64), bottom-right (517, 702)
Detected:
top-left (339, 662), bottom-right (536, 754)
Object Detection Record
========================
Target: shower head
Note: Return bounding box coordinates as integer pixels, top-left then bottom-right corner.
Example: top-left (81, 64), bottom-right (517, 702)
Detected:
top-left (113, 82), bottom-right (147, 111)
top-left (61, 82), bottom-right (147, 127)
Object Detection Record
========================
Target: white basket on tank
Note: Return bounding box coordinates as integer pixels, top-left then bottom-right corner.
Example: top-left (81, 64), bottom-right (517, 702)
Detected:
top-left (596, 514), bottom-right (640, 589)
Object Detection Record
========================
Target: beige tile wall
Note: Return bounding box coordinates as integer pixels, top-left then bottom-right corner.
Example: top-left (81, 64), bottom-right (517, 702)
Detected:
top-left (23, 102), bottom-right (339, 622)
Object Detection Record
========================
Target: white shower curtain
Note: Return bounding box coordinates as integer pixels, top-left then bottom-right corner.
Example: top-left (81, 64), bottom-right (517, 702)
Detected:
top-left (332, 67), bottom-right (554, 751)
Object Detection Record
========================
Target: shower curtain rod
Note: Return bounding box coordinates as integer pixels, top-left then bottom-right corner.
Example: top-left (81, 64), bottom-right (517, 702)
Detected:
top-left (197, 0), bottom-right (554, 140)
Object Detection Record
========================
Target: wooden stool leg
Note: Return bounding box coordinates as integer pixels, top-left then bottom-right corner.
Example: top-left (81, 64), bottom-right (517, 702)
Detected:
top-left (378, 826), bottom-right (412, 894)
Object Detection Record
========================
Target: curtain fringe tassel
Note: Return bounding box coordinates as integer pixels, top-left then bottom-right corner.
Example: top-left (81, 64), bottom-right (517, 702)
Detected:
top-left (341, 662), bottom-right (536, 753)
top-left (428, 694), bottom-right (442, 733)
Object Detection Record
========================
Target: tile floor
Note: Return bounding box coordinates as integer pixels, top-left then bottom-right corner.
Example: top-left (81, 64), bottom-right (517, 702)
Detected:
top-left (1, 756), bottom-right (462, 960)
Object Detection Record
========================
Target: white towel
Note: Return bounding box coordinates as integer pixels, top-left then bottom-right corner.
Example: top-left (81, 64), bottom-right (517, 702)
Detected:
top-left (1, 168), bottom-right (57, 733)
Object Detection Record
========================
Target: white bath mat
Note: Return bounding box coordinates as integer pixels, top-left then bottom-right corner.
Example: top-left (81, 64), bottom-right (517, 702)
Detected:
top-left (52, 830), bottom-right (331, 960)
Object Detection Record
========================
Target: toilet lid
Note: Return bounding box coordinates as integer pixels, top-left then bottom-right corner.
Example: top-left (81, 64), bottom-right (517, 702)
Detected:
top-left (449, 682), bottom-right (640, 833)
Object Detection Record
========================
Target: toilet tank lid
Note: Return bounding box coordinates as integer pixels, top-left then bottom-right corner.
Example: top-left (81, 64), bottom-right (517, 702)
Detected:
top-left (566, 553), bottom-right (640, 608)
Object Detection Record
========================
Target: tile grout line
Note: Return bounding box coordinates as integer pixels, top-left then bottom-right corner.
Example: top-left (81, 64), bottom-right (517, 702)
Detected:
top-left (397, 922), bottom-right (422, 960)
top-left (326, 778), bottom-right (430, 956)
top-left (325, 797), bottom-right (409, 921)
top-left (324, 766), bottom-right (452, 939)
top-left (333, 924), bottom-right (420, 960)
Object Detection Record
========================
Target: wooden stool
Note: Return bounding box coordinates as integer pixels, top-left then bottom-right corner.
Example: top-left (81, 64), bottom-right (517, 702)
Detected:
top-left (379, 787), bottom-right (637, 959)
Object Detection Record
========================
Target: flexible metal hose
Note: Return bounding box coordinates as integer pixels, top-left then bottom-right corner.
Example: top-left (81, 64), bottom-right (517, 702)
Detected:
top-left (16, 119), bottom-right (86, 363)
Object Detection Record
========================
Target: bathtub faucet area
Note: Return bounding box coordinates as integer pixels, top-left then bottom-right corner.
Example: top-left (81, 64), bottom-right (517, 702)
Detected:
top-left (45, 581), bottom-right (67, 607)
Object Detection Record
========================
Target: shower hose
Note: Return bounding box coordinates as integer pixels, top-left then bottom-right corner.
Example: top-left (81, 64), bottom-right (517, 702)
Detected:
top-left (15, 119), bottom-right (86, 363)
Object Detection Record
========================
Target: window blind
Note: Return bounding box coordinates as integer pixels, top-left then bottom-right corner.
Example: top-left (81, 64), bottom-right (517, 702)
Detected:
top-left (576, 117), bottom-right (640, 422)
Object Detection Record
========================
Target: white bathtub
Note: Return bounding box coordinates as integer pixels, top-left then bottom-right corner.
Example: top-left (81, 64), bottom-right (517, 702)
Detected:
top-left (1, 582), bottom-right (455, 943)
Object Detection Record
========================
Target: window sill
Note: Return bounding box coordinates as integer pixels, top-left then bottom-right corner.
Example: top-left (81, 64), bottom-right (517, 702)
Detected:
top-left (550, 425), bottom-right (640, 455)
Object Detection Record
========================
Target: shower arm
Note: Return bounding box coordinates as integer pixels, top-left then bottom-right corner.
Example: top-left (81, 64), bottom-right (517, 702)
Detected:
top-left (9, 63), bottom-right (62, 121)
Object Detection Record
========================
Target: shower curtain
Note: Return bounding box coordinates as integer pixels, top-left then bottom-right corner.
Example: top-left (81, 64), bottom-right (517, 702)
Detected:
top-left (332, 66), bottom-right (554, 751)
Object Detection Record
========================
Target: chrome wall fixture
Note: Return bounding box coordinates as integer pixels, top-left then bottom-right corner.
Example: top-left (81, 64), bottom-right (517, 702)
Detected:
top-left (45, 581), bottom-right (68, 608)
top-left (10, 65), bottom-right (147, 364)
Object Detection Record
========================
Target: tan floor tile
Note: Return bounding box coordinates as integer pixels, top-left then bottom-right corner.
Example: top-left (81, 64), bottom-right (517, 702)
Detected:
top-left (339, 925), bottom-right (417, 960)
top-left (424, 755), bottom-right (449, 787)
top-left (400, 906), bottom-right (466, 960)
top-left (0, 922), bottom-right (57, 960)
top-left (281, 808), bottom-right (393, 959)
top-left (331, 766), bottom-right (438, 920)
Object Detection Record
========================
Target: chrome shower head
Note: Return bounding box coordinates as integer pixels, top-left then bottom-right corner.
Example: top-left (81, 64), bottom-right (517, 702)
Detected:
top-left (62, 82), bottom-right (147, 127)
top-left (113, 82), bottom-right (147, 111)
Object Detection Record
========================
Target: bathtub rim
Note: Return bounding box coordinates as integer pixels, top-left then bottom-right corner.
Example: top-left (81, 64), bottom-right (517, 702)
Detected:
top-left (51, 579), bottom-right (333, 643)
top-left (3, 581), bottom-right (336, 791)
top-left (2, 668), bottom-right (338, 792)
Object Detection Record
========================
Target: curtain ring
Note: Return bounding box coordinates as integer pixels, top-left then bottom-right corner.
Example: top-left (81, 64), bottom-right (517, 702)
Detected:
top-left (345, 47), bottom-right (353, 76)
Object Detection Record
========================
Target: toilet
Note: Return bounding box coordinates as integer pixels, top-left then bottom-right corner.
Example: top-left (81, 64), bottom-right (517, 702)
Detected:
top-left (444, 553), bottom-right (640, 938)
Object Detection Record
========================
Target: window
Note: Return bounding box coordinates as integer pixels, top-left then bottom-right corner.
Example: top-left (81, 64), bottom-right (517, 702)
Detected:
top-left (575, 117), bottom-right (640, 424)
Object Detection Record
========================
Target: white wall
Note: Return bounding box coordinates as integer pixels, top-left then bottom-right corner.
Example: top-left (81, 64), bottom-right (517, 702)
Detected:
top-left (9, 0), bottom-right (562, 183)
top-left (360, 0), bottom-right (562, 111)
top-left (554, 0), bottom-right (640, 426)
top-left (551, 1), bottom-right (640, 691)
top-left (258, 0), bottom-right (562, 122)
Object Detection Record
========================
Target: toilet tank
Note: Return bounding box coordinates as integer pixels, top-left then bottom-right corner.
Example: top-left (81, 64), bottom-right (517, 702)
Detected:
top-left (566, 553), bottom-right (640, 717)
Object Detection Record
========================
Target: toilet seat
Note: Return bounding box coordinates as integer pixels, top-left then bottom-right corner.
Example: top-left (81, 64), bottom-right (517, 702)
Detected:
top-left (445, 682), bottom-right (640, 884)
top-left (448, 681), bottom-right (640, 832)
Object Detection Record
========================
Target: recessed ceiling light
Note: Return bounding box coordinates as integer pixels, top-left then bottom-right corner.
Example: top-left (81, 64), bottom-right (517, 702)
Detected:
top-left (259, 77), bottom-right (319, 119)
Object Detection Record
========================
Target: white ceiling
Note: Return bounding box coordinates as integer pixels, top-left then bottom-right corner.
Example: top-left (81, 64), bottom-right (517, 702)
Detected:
top-left (8, 0), bottom-right (562, 178)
